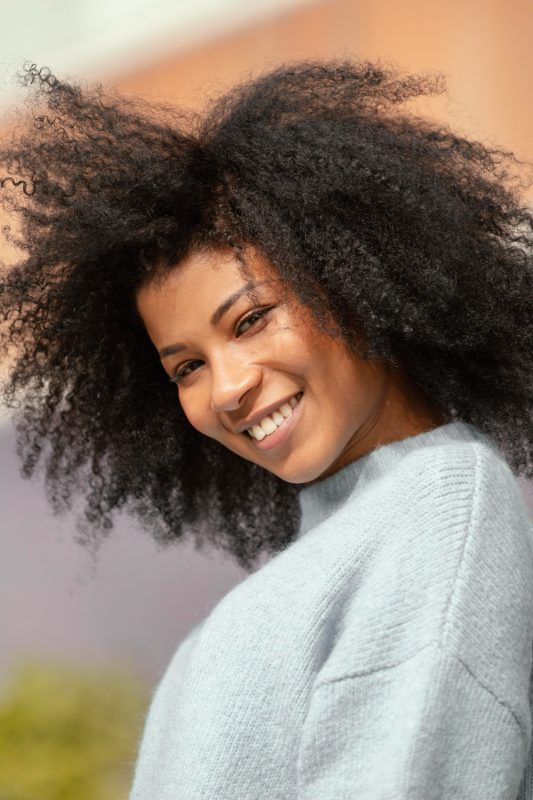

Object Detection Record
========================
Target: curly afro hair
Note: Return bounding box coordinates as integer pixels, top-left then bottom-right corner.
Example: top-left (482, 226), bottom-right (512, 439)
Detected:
top-left (1, 59), bottom-right (532, 574)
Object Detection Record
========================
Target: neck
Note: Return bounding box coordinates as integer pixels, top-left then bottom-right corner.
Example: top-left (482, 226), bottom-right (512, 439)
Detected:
top-left (312, 364), bottom-right (449, 485)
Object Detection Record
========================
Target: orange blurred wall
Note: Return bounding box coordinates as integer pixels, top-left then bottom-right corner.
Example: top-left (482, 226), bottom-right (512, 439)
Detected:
top-left (115, 0), bottom-right (533, 199)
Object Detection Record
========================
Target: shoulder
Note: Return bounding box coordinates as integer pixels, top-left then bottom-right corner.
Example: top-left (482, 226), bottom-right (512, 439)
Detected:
top-left (396, 436), bottom-right (533, 538)
top-left (377, 437), bottom-right (533, 596)
top-left (323, 435), bottom-right (531, 562)
top-left (316, 437), bottom-right (533, 718)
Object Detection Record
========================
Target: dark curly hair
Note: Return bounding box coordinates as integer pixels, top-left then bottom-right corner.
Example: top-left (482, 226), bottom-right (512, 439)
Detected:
top-left (1, 59), bottom-right (532, 573)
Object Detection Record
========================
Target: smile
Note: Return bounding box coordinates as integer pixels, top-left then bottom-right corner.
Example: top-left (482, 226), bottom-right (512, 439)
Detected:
top-left (245, 392), bottom-right (304, 450)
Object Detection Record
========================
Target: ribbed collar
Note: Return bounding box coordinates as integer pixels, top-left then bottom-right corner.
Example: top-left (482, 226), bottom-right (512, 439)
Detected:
top-left (297, 420), bottom-right (497, 538)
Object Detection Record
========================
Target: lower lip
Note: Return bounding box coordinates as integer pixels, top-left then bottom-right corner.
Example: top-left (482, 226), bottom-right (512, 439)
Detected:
top-left (247, 393), bottom-right (304, 451)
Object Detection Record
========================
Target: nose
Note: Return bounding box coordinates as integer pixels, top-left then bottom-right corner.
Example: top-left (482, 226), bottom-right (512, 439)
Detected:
top-left (209, 355), bottom-right (262, 413)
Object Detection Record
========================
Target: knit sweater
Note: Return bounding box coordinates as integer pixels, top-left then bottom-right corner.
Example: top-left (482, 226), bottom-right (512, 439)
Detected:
top-left (130, 420), bottom-right (533, 799)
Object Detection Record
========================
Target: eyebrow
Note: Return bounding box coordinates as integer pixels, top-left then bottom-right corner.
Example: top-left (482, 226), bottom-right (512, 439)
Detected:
top-left (158, 280), bottom-right (265, 360)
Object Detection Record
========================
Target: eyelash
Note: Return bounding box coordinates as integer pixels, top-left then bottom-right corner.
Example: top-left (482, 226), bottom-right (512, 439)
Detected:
top-left (169, 306), bottom-right (273, 384)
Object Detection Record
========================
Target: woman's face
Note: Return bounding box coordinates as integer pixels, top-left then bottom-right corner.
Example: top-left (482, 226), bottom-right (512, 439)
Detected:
top-left (136, 246), bottom-right (443, 483)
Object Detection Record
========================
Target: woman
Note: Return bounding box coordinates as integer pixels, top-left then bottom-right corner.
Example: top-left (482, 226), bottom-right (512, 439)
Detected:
top-left (1, 60), bottom-right (533, 799)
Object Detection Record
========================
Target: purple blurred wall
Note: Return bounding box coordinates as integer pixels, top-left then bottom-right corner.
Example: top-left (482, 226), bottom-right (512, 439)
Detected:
top-left (0, 420), bottom-right (247, 686)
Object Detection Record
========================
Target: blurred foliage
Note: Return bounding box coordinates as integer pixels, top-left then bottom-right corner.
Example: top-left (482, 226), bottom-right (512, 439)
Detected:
top-left (0, 659), bottom-right (148, 800)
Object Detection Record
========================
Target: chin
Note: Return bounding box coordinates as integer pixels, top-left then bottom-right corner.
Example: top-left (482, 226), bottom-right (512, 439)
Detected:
top-left (263, 457), bottom-right (330, 485)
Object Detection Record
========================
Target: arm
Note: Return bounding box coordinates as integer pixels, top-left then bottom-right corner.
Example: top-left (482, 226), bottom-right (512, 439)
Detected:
top-left (297, 444), bottom-right (533, 799)
top-left (296, 641), bottom-right (529, 799)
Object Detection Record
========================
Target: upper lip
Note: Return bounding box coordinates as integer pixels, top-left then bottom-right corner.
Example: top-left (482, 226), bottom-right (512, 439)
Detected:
top-left (231, 392), bottom-right (302, 434)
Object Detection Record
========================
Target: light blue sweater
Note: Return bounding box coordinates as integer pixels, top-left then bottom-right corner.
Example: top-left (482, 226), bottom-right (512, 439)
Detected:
top-left (130, 421), bottom-right (533, 799)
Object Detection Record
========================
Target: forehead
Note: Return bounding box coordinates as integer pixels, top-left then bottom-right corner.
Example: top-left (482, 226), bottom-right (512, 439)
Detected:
top-left (135, 246), bottom-right (280, 342)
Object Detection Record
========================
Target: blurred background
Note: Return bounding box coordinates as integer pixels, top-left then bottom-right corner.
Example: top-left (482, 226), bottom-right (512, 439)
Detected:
top-left (1, 0), bottom-right (533, 797)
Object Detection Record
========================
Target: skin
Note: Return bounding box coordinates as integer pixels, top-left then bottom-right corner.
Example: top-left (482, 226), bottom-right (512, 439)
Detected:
top-left (136, 245), bottom-right (449, 485)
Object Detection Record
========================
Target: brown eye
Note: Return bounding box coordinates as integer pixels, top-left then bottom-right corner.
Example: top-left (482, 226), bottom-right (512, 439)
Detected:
top-left (170, 359), bottom-right (203, 384)
top-left (236, 307), bottom-right (273, 337)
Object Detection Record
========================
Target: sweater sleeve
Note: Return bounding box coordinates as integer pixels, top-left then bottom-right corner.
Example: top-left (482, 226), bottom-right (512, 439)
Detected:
top-left (296, 642), bottom-right (529, 799)
top-left (296, 444), bottom-right (533, 800)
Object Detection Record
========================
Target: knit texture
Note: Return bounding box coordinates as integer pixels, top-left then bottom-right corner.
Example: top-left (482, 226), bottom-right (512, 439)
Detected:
top-left (130, 421), bottom-right (533, 799)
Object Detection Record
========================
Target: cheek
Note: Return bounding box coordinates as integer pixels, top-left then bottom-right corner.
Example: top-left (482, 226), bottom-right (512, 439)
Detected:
top-left (180, 392), bottom-right (222, 439)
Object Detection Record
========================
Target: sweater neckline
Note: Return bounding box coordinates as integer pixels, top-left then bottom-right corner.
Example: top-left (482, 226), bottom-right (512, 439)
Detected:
top-left (297, 420), bottom-right (496, 538)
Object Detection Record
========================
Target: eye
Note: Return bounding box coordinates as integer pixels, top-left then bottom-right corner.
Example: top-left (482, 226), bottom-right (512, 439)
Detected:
top-left (235, 306), bottom-right (273, 337)
top-left (170, 359), bottom-right (203, 384)
top-left (169, 306), bottom-right (274, 385)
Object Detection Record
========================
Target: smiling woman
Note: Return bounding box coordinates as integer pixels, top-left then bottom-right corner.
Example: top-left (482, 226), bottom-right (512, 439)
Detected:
top-left (136, 244), bottom-right (447, 484)
top-left (1, 61), bottom-right (533, 799)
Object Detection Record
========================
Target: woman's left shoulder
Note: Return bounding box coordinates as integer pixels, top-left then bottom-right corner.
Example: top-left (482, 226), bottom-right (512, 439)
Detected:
top-left (405, 433), bottom-right (528, 507)
top-left (393, 435), bottom-right (533, 559)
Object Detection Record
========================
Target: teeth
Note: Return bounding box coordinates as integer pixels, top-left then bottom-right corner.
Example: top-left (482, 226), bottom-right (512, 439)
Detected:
top-left (247, 393), bottom-right (302, 440)
top-left (259, 417), bottom-right (278, 435)
top-left (251, 424), bottom-right (266, 441)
